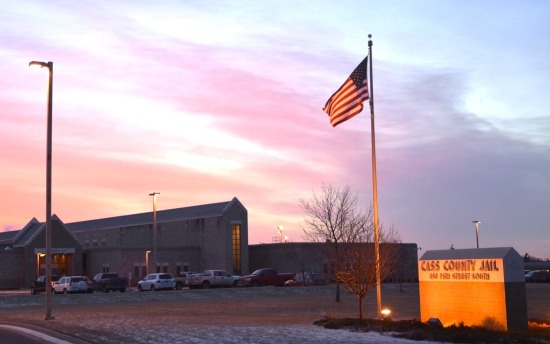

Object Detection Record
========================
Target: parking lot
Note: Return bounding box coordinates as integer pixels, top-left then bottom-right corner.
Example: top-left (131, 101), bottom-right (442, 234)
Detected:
top-left (0, 283), bottom-right (548, 343)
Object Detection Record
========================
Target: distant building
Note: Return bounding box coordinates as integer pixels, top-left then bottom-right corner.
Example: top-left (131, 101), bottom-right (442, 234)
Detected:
top-left (249, 242), bottom-right (420, 283)
top-left (524, 261), bottom-right (550, 271)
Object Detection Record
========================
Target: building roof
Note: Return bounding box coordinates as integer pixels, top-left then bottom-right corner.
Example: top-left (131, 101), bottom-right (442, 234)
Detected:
top-left (6, 215), bottom-right (81, 248)
top-left (11, 218), bottom-right (43, 247)
top-left (419, 247), bottom-right (519, 260)
top-left (0, 229), bottom-right (19, 245)
top-left (66, 197), bottom-right (243, 232)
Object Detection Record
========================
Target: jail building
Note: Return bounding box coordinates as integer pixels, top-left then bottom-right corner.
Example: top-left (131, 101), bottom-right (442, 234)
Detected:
top-left (0, 197), bottom-right (248, 289)
top-left (0, 196), bottom-right (420, 290)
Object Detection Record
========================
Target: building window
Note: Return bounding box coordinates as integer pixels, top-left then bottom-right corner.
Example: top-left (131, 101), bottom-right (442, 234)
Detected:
top-left (101, 238), bottom-right (106, 246)
top-left (93, 240), bottom-right (98, 247)
top-left (84, 240), bottom-right (89, 247)
top-left (232, 224), bottom-right (241, 275)
top-left (102, 264), bottom-right (109, 273)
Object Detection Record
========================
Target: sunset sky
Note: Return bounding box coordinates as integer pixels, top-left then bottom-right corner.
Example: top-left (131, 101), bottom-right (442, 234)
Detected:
top-left (1, 1), bottom-right (549, 258)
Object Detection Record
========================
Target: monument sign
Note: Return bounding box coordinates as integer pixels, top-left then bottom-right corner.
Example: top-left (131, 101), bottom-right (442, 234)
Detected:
top-left (418, 247), bottom-right (527, 332)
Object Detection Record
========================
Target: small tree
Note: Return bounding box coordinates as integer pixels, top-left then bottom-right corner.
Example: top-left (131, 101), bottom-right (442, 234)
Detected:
top-left (336, 225), bottom-right (401, 319)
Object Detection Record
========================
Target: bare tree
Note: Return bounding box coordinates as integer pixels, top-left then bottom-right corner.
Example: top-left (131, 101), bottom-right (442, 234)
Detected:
top-left (301, 183), bottom-right (401, 317)
top-left (300, 183), bottom-right (371, 302)
top-left (336, 225), bottom-right (401, 319)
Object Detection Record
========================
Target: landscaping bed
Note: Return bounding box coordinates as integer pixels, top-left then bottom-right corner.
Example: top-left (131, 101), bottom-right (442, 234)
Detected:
top-left (315, 317), bottom-right (550, 343)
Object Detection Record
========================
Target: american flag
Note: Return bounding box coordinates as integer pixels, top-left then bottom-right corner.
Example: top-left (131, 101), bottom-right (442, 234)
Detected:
top-left (323, 56), bottom-right (369, 127)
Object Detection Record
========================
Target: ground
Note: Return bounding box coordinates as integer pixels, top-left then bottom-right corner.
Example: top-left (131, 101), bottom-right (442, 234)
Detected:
top-left (0, 283), bottom-right (548, 343)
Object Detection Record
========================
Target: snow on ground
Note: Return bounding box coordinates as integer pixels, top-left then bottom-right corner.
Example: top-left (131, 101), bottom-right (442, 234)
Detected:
top-left (0, 286), bottom-right (430, 343)
top-left (67, 321), bottom-right (423, 344)
top-left (2, 283), bottom-right (548, 343)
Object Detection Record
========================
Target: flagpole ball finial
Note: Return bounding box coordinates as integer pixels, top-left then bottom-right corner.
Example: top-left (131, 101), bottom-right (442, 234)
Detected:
top-left (368, 34), bottom-right (372, 39)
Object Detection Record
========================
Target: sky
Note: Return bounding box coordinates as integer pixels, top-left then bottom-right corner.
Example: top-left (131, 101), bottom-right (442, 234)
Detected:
top-left (1, 0), bottom-right (549, 259)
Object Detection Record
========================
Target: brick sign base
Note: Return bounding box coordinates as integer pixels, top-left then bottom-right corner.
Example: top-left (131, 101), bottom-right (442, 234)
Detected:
top-left (418, 247), bottom-right (527, 332)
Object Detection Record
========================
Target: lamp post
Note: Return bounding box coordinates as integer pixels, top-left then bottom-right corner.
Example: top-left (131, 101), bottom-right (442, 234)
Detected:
top-left (149, 192), bottom-right (159, 273)
top-left (145, 250), bottom-right (151, 275)
top-left (473, 220), bottom-right (482, 249)
top-left (277, 225), bottom-right (284, 243)
top-left (29, 60), bottom-right (54, 320)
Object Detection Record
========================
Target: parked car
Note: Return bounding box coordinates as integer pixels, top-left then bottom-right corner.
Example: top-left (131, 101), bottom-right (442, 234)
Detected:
top-left (284, 272), bottom-right (328, 287)
top-left (92, 272), bottom-right (129, 293)
top-left (174, 271), bottom-right (200, 290)
top-left (186, 270), bottom-right (240, 289)
top-left (240, 268), bottom-right (295, 287)
top-left (138, 273), bottom-right (176, 291)
top-left (52, 276), bottom-right (94, 294)
top-left (525, 270), bottom-right (537, 282)
top-left (31, 275), bottom-right (61, 295)
top-left (525, 270), bottom-right (550, 283)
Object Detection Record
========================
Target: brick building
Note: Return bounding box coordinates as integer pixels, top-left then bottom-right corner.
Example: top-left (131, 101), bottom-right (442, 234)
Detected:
top-left (0, 215), bottom-right (84, 289)
top-left (0, 196), bottom-right (420, 289)
top-left (0, 197), bottom-right (248, 288)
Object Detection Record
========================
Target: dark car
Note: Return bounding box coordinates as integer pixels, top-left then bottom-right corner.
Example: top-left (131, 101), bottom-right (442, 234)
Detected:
top-left (31, 275), bottom-right (61, 295)
top-left (526, 270), bottom-right (550, 283)
top-left (284, 272), bottom-right (328, 287)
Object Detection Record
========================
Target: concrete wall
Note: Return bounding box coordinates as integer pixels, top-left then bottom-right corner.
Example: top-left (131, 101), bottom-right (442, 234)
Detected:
top-left (249, 242), bottom-right (419, 282)
top-left (250, 242), bottom-right (330, 275)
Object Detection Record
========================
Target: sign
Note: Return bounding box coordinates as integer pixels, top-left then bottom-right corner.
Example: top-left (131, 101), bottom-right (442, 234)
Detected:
top-left (418, 258), bottom-right (503, 283)
top-left (418, 247), bottom-right (527, 332)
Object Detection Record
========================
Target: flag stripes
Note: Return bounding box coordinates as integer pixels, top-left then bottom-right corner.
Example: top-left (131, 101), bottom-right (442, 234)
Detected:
top-left (323, 56), bottom-right (369, 127)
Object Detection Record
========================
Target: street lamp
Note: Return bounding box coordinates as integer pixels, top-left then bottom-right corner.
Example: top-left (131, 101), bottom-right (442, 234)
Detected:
top-left (473, 220), bottom-right (482, 249)
top-left (145, 250), bottom-right (151, 275)
top-left (277, 225), bottom-right (284, 243)
top-left (149, 192), bottom-right (160, 273)
top-left (29, 60), bottom-right (54, 320)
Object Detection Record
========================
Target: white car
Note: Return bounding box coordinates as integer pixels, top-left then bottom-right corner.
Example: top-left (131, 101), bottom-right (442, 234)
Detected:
top-left (187, 270), bottom-right (241, 289)
top-left (52, 276), bottom-right (93, 294)
top-left (138, 273), bottom-right (176, 291)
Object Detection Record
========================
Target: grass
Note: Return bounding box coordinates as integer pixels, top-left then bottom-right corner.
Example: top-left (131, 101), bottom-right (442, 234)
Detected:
top-left (314, 318), bottom-right (550, 343)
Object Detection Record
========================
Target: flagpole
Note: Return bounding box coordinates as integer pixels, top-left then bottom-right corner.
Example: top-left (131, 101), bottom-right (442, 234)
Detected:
top-left (368, 34), bottom-right (382, 319)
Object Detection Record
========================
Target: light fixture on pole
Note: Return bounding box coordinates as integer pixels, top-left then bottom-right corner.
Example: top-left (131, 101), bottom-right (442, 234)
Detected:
top-left (277, 225), bottom-right (284, 243)
top-left (29, 60), bottom-right (54, 321)
top-left (149, 192), bottom-right (160, 273)
top-left (145, 250), bottom-right (151, 275)
top-left (473, 220), bottom-right (482, 249)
